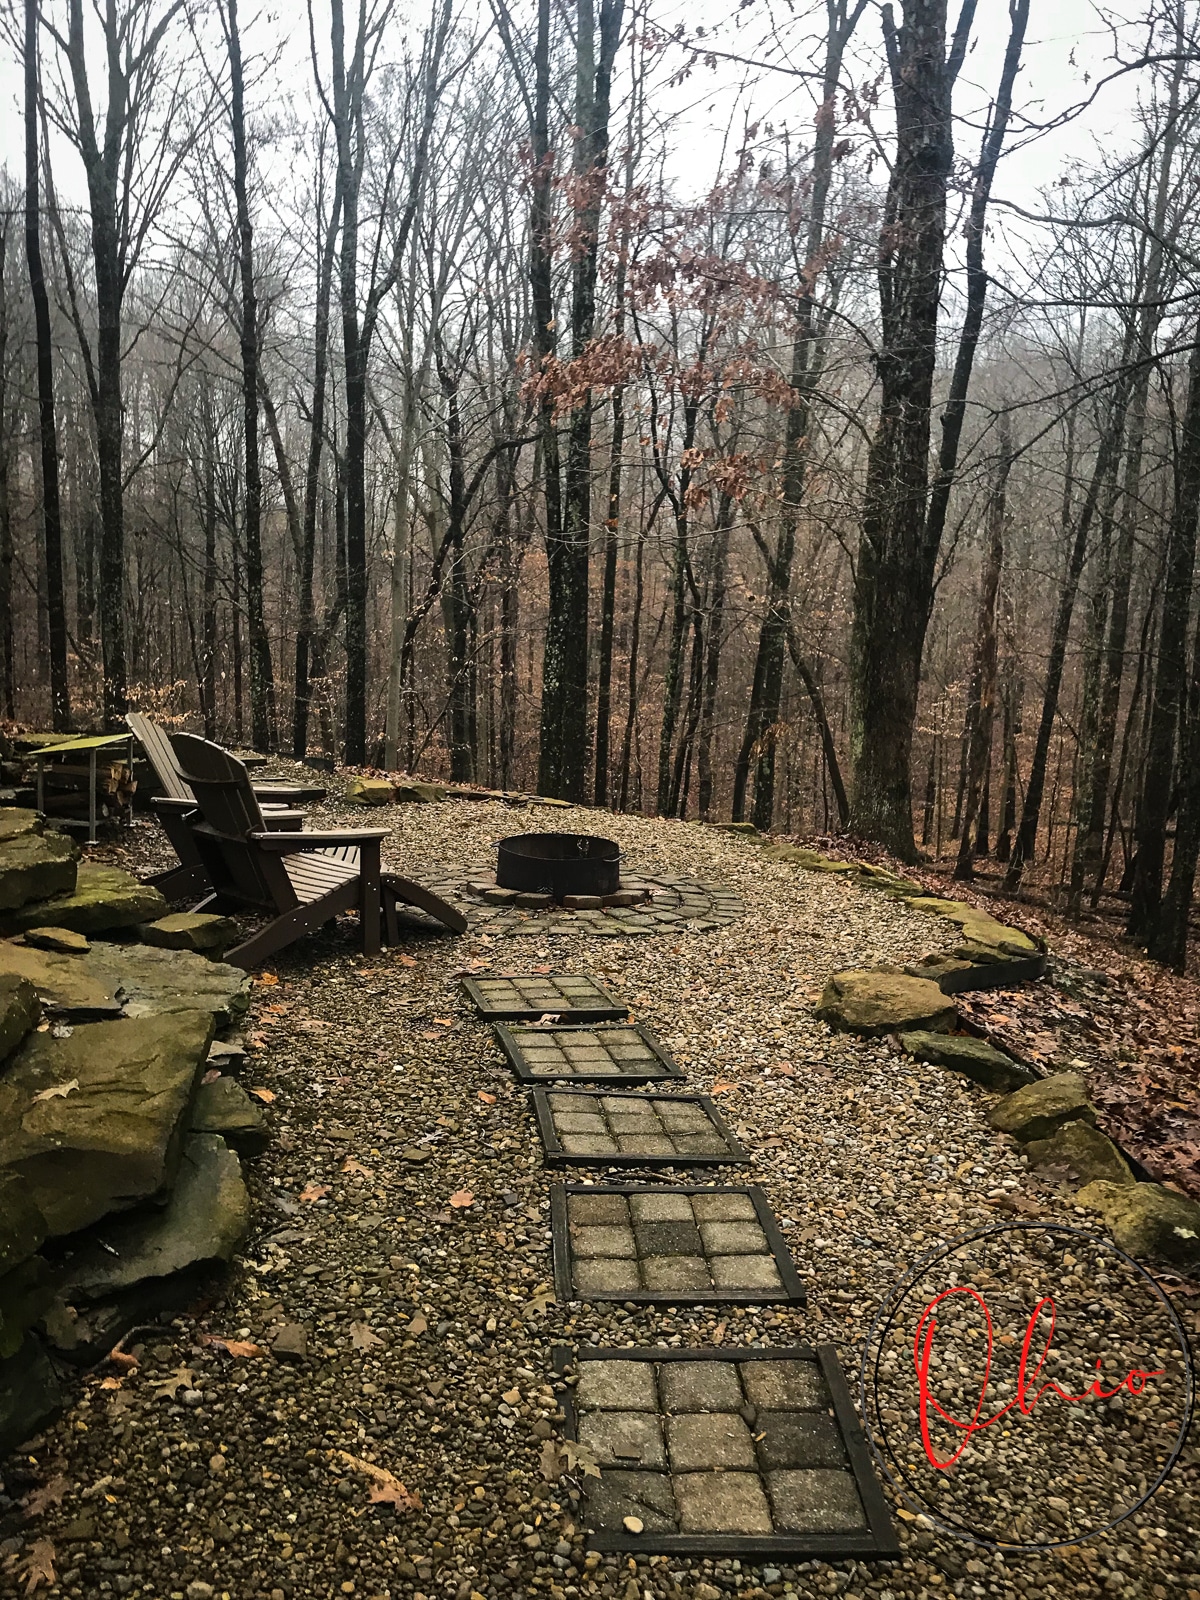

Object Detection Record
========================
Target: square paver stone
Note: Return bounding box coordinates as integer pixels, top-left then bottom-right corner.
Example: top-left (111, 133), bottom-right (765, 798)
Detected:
top-left (462, 974), bottom-right (628, 1022)
top-left (563, 1347), bottom-right (896, 1557)
top-left (668, 1413), bottom-right (757, 1471)
top-left (766, 1470), bottom-right (866, 1533)
top-left (576, 1361), bottom-right (658, 1412)
top-left (579, 1411), bottom-right (666, 1469)
top-left (691, 1192), bottom-right (759, 1222)
top-left (657, 1360), bottom-right (744, 1414)
top-left (496, 1023), bottom-right (684, 1085)
top-left (673, 1473), bottom-right (773, 1535)
top-left (553, 1185), bottom-right (805, 1305)
top-left (574, 1259), bottom-right (642, 1294)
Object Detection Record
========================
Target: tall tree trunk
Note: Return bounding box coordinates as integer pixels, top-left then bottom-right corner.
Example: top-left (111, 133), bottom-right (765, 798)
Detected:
top-left (25, 0), bottom-right (69, 731)
top-left (1134, 326), bottom-right (1200, 951)
top-left (697, 496), bottom-right (734, 821)
top-left (618, 523), bottom-right (645, 811)
top-left (594, 385), bottom-right (624, 806)
top-left (848, 0), bottom-right (1024, 857)
top-left (224, 0), bottom-right (275, 749)
top-left (954, 439), bottom-right (1010, 878)
top-left (1005, 392), bottom-right (1130, 889)
top-left (538, 0), bottom-right (623, 799)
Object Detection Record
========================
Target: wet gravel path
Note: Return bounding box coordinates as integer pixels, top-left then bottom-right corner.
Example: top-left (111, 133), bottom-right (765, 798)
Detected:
top-left (3, 800), bottom-right (1196, 1600)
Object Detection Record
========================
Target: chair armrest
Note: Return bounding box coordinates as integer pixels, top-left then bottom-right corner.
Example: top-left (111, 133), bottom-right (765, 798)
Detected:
top-left (261, 809), bottom-right (305, 831)
top-left (247, 829), bottom-right (389, 852)
top-left (150, 796), bottom-right (199, 815)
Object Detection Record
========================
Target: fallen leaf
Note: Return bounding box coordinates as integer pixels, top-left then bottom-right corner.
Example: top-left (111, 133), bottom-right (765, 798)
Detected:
top-left (561, 1439), bottom-right (601, 1479)
top-left (202, 1068), bottom-right (222, 1085)
top-left (256, 972), bottom-right (279, 985)
top-left (538, 1439), bottom-right (563, 1481)
top-left (152, 1366), bottom-right (194, 1399)
top-left (31, 1080), bottom-right (78, 1103)
top-left (298, 1184), bottom-right (330, 1203)
top-left (249, 1087), bottom-right (276, 1104)
top-left (406, 1313), bottom-right (428, 1336)
top-left (523, 1290), bottom-right (555, 1319)
top-left (21, 1476), bottom-right (68, 1520)
top-left (332, 1451), bottom-right (422, 1511)
top-left (350, 1321), bottom-right (384, 1351)
top-left (433, 1016), bottom-right (454, 1026)
top-left (98, 1376), bottom-right (123, 1391)
top-left (449, 1190), bottom-right (475, 1208)
top-left (394, 953), bottom-right (417, 967)
top-left (709, 1081), bottom-right (737, 1095)
top-left (107, 1350), bottom-right (138, 1372)
top-left (478, 1091), bottom-right (497, 1104)
top-left (342, 1157), bottom-right (375, 1177)
top-left (210, 1338), bottom-right (266, 1358)
top-left (17, 1539), bottom-right (55, 1594)
top-left (420, 1030), bottom-right (442, 1041)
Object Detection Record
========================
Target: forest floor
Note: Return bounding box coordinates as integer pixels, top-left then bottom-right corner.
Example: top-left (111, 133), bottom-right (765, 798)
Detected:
top-left (4, 793), bottom-right (1198, 1600)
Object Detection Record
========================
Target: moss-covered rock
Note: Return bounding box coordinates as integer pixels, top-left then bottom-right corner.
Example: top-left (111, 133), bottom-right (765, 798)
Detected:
top-left (0, 1009), bottom-right (215, 1236)
top-left (0, 829), bottom-right (78, 912)
top-left (0, 808), bottom-right (43, 844)
top-left (989, 1072), bottom-right (1094, 1143)
top-left (1075, 1179), bottom-right (1200, 1264)
top-left (0, 863), bottom-right (165, 936)
top-left (190, 1074), bottom-right (268, 1156)
top-left (394, 779), bottom-right (446, 804)
top-left (139, 912), bottom-right (238, 955)
top-left (56, 1133), bottom-right (249, 1300)
top-left (816, 968), bottom-right (957, 1037)
top-left (91, 943), bottom-right (251, 1026)
top-left (0, 973), bottom-right (40, 1061)
top-left (347, 776), bottom-right (395, 805)
top-left (898, 1029), bottom-right (1034, 1091)
top-left (1025, 1120), bottom-right (1133, 1187)
top-left (0, 943), bottom-right (121, 1016)
top-left (23, 926), bottom-right (90, 953)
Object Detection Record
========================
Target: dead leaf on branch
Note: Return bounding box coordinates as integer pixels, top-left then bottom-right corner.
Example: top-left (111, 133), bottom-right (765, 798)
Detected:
top-left (332, 1451), bottom-right (422, 1511)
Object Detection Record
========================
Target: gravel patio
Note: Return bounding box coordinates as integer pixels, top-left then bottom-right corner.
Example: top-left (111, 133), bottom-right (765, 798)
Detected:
top-left (2, 796), bottom-right (1193, 1600)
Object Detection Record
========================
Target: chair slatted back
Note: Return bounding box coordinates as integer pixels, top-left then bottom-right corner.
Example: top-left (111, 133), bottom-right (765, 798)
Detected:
top-left (127, 713), bottom-right (193, 802)
top-left (171, 734), bottom-right (297, 913)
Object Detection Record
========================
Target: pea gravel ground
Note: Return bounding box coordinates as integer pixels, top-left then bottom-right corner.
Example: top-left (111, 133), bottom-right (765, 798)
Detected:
top-left (3, 795), bottom-right (1197, 1600)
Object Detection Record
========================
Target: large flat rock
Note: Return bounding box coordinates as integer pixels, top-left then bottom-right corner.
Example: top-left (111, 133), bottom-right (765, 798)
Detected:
top-left (898, 1030), bottom-right (1034, 1091)
top-left (0, 1010), bottom-right (215, 1237)
top-left (1076, 1179), bottom-right (1200, 1265)
top-left (989, 1072), bottom-right (1094, 1143)
top-left (0, 829), bottom-right (78, 912)
top-left (139, 912), bottom-right (237, 954)
top-left (0, 942), bottom-right (121, 1016)
top-left (0, 1172), bottom-right (47, 1277)
top-left (0, 1334), bottom-right (61, 1455)
top-left (0, 973), bottom-right (40, 1059)
top-left (816, 968), bottom-right (956, 1037)
top-left (57, 1133), bottom-right (249, 1301)
top-left (0, 808), bottom-right (43, 843)
top-left (0, 940), bottom-right (250, 1025)
top-left (0, 863), bottom-right (165, 936)
top-left (191, 1075), bottom-right (268, 1155)
top-left (1024, 1120), bottom-right (1133, 1187)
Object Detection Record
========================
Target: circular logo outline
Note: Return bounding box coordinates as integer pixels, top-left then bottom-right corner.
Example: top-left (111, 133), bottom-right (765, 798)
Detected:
top-left (858, 1220), bottom-right (1196, 1551)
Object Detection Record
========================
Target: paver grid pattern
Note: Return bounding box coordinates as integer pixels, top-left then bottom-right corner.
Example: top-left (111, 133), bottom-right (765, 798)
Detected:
top-left (495, 1021), bottom-right (684, 1084)
top-left (531, 1086), bottom-right (750, 1167)
top-left (462, 973), bottom-right (629, 1021)
top-left (413, 865), bottom-right (745, 936)
top-left (559, 1347), bottom-right (899, 1558)
top-left (551, 1184), bottom-right (807, 1304)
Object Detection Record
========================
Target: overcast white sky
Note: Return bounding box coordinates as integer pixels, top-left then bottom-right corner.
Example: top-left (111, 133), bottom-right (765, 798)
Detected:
top-left (0, 0), bottom-right (1149, 241)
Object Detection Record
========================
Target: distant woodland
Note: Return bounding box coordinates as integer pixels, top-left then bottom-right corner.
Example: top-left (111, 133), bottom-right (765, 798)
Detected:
top-left (5, 0), bottom-right (1200, 966)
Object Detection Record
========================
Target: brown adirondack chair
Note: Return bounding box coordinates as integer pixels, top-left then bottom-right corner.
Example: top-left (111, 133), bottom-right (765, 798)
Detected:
top-left (171, 734), bottom-right (465, 968)
top-left (127, 713), bottom-right (310, 899)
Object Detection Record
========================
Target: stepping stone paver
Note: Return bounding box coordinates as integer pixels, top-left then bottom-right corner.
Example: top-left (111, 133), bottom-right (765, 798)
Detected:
top-left (530, 1087), bottom-right (748, 1167)
top-left (560, 1346), bottom-right (899, 1556)
top-left (462, 973), bottom-right (628, 1021)
top-left (552, 1184), bottom-right (805, 1305)
top-left (496, 1023), bottom-right (684, 1085)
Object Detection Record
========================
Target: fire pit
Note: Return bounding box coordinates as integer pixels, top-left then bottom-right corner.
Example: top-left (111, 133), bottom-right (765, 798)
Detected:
top-left (496, 832), bottom-right (620, 903)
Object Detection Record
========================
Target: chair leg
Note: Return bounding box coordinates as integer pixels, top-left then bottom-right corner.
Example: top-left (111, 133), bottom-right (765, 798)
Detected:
top-left (360, 840), bottom-right (381, 956)
top-left (382, 873), bottom-right (468, 935)
top-left (145, 863), bottom-right (210, 899)
top-left (383, 885), bottom-right (399, 947)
